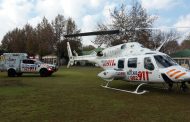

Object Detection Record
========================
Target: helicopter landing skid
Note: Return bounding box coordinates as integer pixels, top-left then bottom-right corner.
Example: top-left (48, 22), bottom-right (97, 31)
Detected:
top-left (101, 82), bottom-right (148, 95)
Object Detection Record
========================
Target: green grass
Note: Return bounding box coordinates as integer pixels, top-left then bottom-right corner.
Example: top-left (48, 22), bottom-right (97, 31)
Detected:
top-left (0, 66), bottom-right (190, 122)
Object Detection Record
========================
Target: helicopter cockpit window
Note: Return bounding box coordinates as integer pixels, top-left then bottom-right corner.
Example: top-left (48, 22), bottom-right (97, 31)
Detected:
top-left (154, 55), bottom-right (177, 68)
top-left (128, 58), bottom-right (137, 68)
top-left (144, 57), bottom-right (154, 70)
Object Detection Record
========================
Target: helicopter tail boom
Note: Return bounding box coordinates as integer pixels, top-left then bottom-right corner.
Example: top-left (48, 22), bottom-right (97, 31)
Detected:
top-left (67, 42), bottom-right (97, 68)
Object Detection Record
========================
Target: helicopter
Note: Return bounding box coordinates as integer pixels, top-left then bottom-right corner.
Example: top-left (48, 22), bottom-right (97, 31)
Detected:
top-left (65, 28), bottom-right (190, 94)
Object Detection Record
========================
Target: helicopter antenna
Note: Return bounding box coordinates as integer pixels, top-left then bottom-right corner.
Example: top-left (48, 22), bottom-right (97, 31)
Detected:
top-left (156, 37), bottom-right (172, 51)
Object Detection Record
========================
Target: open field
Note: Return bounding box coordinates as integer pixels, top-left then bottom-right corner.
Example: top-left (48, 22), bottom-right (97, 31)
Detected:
top-left (0, 66), bottom-right (190, 122)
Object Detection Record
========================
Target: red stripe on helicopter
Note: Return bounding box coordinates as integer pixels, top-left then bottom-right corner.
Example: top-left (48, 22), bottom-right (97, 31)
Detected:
top-left (103, 59), bottom-right (115, 66)
top-left (128, 71), bottom-right (150, 81)
top-left (107, 60), bottom-right (110, 66)
top-left (111, 60), bottom-right (114, 66)
top-left (166, 69), bottom-right (176, 75)
top-left (175, 73), bottom-right (186, 79)
top-left (169, 71), bottom-right (181, 77)
top-left (138, 71), bottom-right (149, 81)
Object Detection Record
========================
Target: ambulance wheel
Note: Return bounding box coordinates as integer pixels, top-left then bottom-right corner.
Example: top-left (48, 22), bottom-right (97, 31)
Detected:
top-left (40, 68), bottom-right (48, 77)
top-left (17, 73), bottom-right (23, 77)
top-left (8, 69), bottom-right (16, 77)
top-left (47, 72), bottom-right (52, 76)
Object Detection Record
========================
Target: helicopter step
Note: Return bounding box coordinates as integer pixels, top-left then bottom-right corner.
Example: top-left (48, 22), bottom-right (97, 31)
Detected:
top-left (101, 81), bottom-right (148, 95)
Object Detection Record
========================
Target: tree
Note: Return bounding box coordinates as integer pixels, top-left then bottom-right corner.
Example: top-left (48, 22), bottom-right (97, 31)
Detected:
top-left (37, 17), bottom-right (55, 58)
top-left (0, 15), bottom-right (82, 62)
top-left (24, 24), bottom-right (38, 55)
top-left (1, 31), bottom-right (12, 52)
top-left (1, 28), bottom-right (26, 52)
top-left (163, 40), bottom-right (180, 54)
top-left (0, 45), bottom-right (6, 55)
top-left (93, 1), bottom-right (156, 47)
top-left (61, 18), bottom-right (82, 60)
top-left (52, 16), bottom-right (82, 63)
top-left (82, 45), bottom-right (95, 51)
top-left (151, 30), bottom-right (180, 54)
top-left (180, 34), bottom-right (190, 50)
top-left (52, 14), bottom-right (65, 61)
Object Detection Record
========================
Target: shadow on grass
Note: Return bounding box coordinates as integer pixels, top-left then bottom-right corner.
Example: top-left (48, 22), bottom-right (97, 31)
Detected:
top-left (0, 74), bottom-right (62, 78)
top-left (0, 80), bottom-right (28, 87)
top-left (108, 81), bottom-right (190, 96)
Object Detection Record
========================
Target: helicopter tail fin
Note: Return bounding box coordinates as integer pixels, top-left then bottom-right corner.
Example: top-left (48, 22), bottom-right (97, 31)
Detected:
top-left (67, 42), bottom-right (74, 68)
top-left (67, 42), bottom-right (97, 68)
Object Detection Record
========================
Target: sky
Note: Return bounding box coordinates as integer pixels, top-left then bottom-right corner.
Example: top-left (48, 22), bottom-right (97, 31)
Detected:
top-left (0, 0), bottom-right (190, 45)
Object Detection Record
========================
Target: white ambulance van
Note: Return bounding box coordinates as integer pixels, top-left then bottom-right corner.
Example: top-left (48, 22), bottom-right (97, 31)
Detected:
top-left (0, 53), bottom-right (58, 77)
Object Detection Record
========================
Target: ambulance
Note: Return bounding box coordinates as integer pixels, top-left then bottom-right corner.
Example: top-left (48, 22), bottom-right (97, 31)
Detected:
top-left (0, 53), bottom-right (58, 77)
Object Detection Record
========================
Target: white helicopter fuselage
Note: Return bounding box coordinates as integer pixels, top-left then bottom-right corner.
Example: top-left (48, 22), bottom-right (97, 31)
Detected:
top-left (97, 54), bottom-right (190, 84)
top-left (65, 26), bottom-right (190, 94)
top-left (67, 42), bottom-right (190, 84)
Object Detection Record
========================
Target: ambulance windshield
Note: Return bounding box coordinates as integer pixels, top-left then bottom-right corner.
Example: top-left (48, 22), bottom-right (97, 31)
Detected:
top-left (35, 60), bottom-right (43, 64)
top-left (154, 55), bottom-right (177, 68)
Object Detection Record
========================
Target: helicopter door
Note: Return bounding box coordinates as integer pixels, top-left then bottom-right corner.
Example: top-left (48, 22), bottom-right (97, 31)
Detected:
top-left (126, 58), bottom-right (139, 81)
top-left (143, 57), bottom-right (160, 82)
top-left (118, 59), bottom-right (125, 69)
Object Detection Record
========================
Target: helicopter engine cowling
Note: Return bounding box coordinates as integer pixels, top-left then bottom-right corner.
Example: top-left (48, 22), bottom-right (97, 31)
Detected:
top-left (98, 70), bottom-right (126, 81)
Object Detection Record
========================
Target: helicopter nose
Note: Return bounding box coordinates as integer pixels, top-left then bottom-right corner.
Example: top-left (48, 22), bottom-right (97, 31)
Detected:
top-left (176, 72), bottom-right (190, 82)
top-left (166, 69), bottom-right (190, 82)
top-left (98, 70), bottom-right (115, 79)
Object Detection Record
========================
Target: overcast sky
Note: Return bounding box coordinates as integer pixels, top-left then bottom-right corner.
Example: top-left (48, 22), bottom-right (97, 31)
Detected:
top-left (0, 0), bottom-right (190, 45)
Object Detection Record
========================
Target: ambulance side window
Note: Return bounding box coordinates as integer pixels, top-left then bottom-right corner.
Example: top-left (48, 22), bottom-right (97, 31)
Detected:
top-left (23, 60), bottom-right (35, 64)
top-left (22, 60), bottom-right (27, 64)
top-left (144, 57), bottom-right (154, 70)
top-left (128, 58), bottom-right (137, 68)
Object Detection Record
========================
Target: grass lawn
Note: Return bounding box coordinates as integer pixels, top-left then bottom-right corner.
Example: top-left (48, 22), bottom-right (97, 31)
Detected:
top-left (0, 66), bottom-right (190, 122)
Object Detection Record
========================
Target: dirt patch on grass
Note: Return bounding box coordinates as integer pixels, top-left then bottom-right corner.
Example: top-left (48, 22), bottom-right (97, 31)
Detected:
top-left (0, 80), bottom-right (27, 87)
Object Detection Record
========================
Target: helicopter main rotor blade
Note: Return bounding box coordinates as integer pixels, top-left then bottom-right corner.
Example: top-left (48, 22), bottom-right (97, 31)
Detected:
top-left (135, 27), bottom-right (190, 30)
top-left (64, 30), bottom-right (120, 37)
top-left (64, 26), bottom-right (190, 38)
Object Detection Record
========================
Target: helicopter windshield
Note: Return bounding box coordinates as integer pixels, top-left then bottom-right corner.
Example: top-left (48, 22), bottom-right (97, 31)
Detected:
top-left (154, 55), bottom-right (177, 68)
